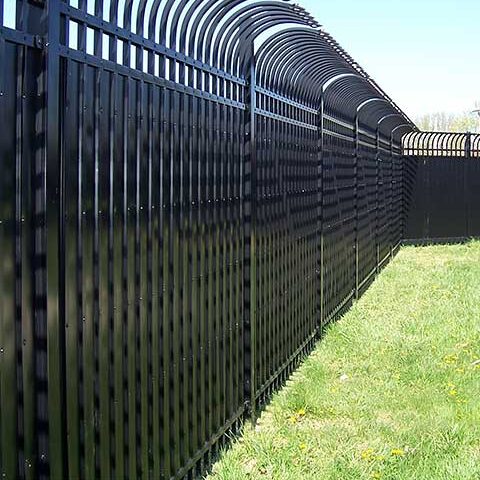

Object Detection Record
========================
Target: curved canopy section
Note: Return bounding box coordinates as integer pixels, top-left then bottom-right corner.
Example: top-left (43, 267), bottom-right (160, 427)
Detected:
top-left (94, 0), bottom-right (317, 76)
top-left (357, 101), bottom-right (415, 137)
top-left (403, 131), bottom-right (480, 157)
top-left (472, 134), bottom-right (480, 155)
top-left (255, 28), bottom-right (354, 104)
top-left (324, 76), bottom-right (385, 123)
top-left (392, 124), bottom-right (416, 142)
top-left (253, 25), bottom-right (415, 135)
top-left (69, 0), bottom-right (415, 133)
top-left (377, 114), bottom-right (409, 136)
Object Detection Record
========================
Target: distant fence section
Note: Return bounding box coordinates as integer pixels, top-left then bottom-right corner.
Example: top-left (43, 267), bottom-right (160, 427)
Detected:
top-left (1, 1), bottom-right (473, 479)
top-left (403, 132), bottom-right (480, 242)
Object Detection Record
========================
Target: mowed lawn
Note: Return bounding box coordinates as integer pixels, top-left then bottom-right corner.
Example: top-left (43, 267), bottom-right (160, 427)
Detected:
top-left (208, 242), bottom-right (480, 480)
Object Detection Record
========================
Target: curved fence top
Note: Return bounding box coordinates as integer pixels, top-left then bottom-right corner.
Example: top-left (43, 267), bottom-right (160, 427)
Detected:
top-left (42, 0), bottom-right (417, 138)
top-left (403, 131), bottom-right (480, 157)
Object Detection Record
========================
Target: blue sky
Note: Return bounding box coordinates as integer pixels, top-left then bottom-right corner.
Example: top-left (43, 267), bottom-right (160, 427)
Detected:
top-left (3, 0), bottom-right (479, 118)
top-left (297, 0), bottom-right (480, 118)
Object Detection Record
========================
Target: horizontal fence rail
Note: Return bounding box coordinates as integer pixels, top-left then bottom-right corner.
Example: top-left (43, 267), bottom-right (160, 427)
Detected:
top-left (1, 1), bottom-right (472, 479)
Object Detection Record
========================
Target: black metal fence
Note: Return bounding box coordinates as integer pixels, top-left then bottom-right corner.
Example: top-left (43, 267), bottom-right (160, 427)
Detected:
top-left (403, 132), bottom-right (480, 242)
top-left (0, 1), bottom-right (465, 479)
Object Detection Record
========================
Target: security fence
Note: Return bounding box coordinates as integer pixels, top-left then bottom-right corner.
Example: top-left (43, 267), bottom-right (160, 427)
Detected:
top-left (0, 1), bottom-right (467, 479)
top-left (403, 132), bottom-right (480, 242)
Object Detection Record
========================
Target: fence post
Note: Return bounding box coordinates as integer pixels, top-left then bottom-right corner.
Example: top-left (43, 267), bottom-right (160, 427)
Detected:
top-left (354, 115), bottom-right (359, 299)
top-left (400, 150), bottom-right (406, 243)
top-left (465, 132), bottom-right (471, 236)
top-left (375, 127), bottom-right (380, 274)
top-left (243, 43), bottom-right (257, 422)
top-left (389, 134), bottom-right (394, 258)
top-left (318, 94), bottom-right (324, 332)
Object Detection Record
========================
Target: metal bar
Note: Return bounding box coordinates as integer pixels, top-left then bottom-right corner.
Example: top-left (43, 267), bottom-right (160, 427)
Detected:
top-left (255, 85), bottom-right (318, 114)
top-left (318, 93), bottom-right (325, 330)
top-left (255, 107), bottom-right (318, 131)
top-left (354, 115), bottom-right (359, 298)
top-left (58, 45), bottom-right (246, 109)
top-left (0, 26), bottom-right (40, 47)
top-left (63, 55), bottom-right (80, 480)
top-left (243, 42), bottom-right (256, 420)
top-left (21, 27), bottom-right (38, 480)
top-left (81, 54), bottom-right (95, 480)
top-left (464, 133), bottom-right (471, 236)
top-left (45, 0), bottom-right (66, 477)
top-left (0, 13), bottom-right (18, 479)
top-left (110, 69), bottom-right (125, 480)
top-left (149, 74), bottom-right (161, 480)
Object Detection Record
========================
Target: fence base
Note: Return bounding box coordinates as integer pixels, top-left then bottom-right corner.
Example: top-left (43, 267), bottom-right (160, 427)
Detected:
top-left (402, 236), bottom-right (480, 246)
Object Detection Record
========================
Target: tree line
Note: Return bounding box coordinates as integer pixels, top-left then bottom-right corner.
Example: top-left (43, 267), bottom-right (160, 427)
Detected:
top-left (415, 102), bottom-right (480, 133)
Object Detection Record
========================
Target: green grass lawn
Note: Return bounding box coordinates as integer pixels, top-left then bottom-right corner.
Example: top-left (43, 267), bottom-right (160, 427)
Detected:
top-left (208, 242), bottom-right (480, 480)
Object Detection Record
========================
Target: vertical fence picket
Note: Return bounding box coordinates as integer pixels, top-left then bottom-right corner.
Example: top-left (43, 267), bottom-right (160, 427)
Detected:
top-left (45, 0), bottom-right (66, 477)
top-left (243, 45), bottom-right (256, 421)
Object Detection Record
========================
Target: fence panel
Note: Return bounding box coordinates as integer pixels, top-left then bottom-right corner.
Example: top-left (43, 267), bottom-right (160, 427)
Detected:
top-left (0, 1), bottom-right (49, 478)
top-left (252, 95), bottom-right (319, 408)
top-left (322, 130), bottom-right (357, 321)
top-left (1, 1), bottom-right (422, 478)
top-left (403, 132), bottom-right (480, 242)
top-left (357, 134), bottom-right (378, 293)
top-left (57, 6), bottom-right (248, 478)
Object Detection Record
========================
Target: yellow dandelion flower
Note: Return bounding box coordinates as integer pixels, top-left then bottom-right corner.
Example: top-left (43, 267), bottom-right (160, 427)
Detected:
top-left (299, 443), bottom-right (307, 450)
top-left (371, 472), bottom-right (382, 479)
top-left (361, 448), bottom-right (375, 461)
top-left (289, 415), bottom-right (297, 424)
top-left (297, 408), bottom-right (306, 416)
top-left (448, 388), bottom-right (458, 397)
top-left (443, 354), bottom-right (458, 365)
top-left (391, 448), bottom-right (405, 457)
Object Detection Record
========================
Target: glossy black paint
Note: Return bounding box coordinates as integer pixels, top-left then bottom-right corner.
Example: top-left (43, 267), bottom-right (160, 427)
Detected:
top-left (403, 132), bottom-right (480, 241)
top-left (3, 1), bottom-right (473, 479)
